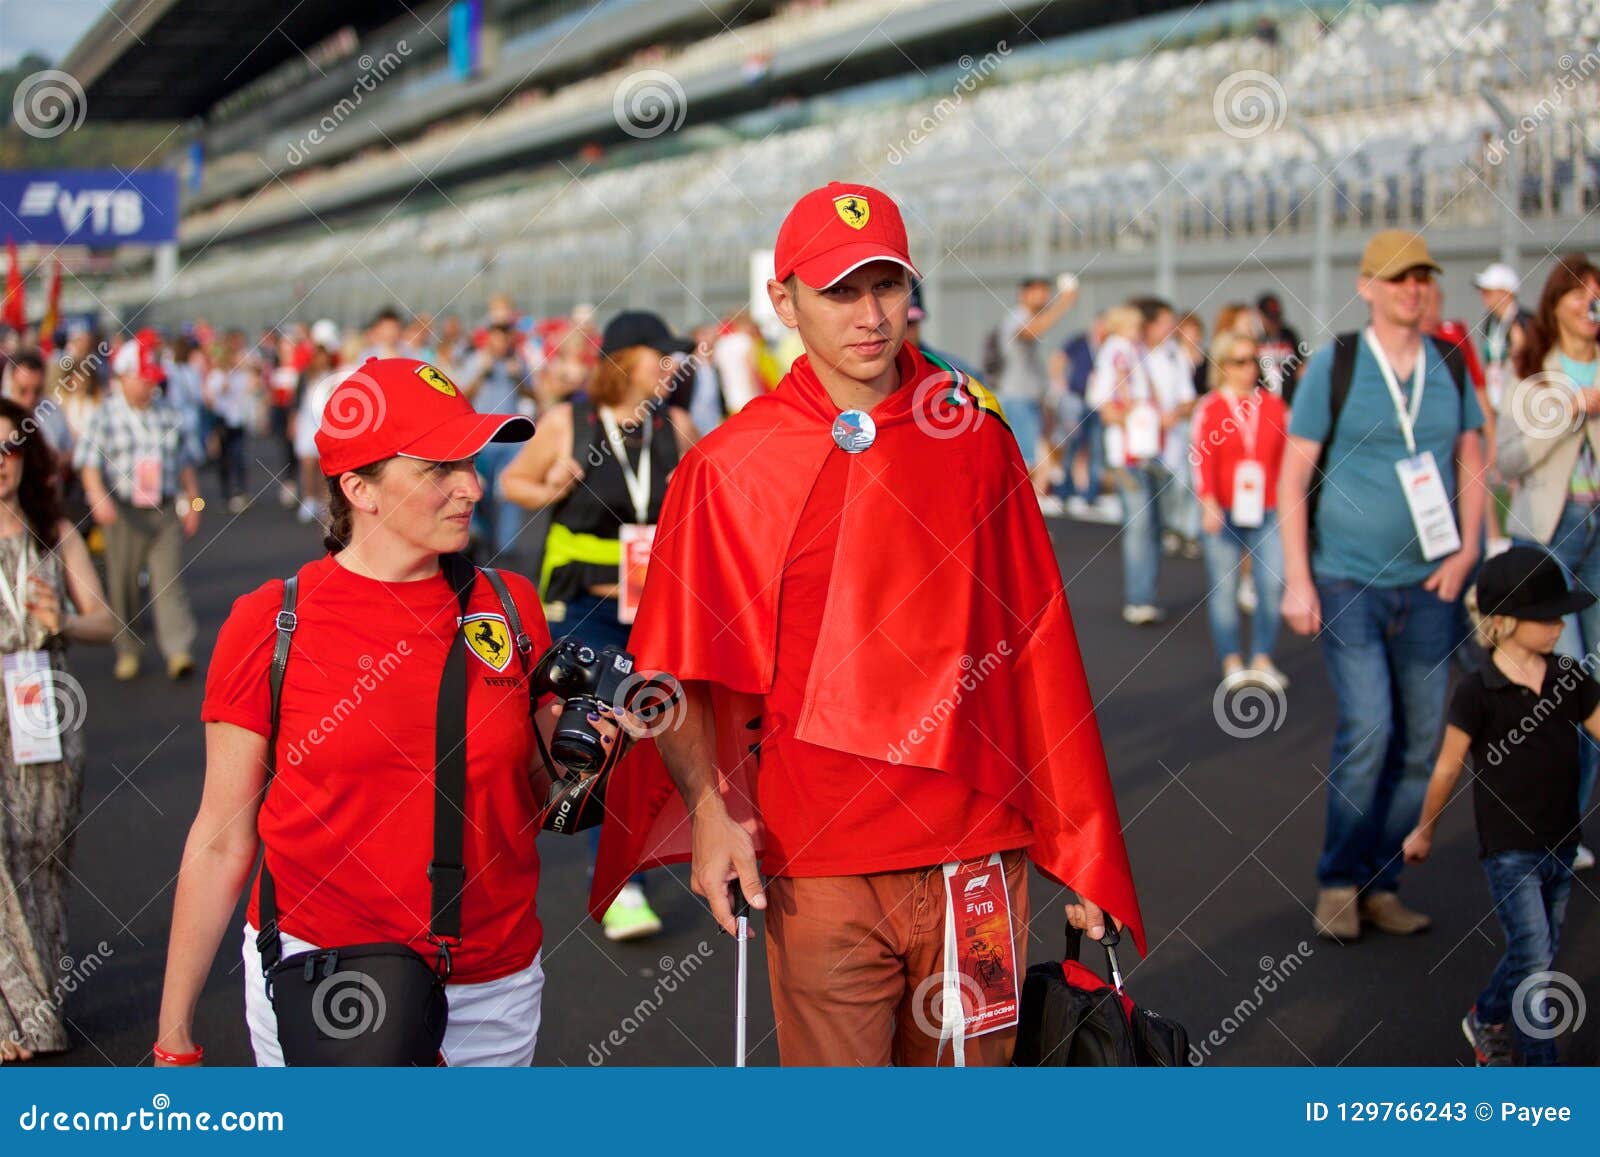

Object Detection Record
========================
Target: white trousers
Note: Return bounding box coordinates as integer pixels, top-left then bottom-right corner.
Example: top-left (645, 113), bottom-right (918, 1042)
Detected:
top-left (241, 925), bottom-right (543, 1066)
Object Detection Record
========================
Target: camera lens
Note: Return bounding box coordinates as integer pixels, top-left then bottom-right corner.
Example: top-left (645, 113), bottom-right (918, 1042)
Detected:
top-left (551, 698), bottom-right (607, 775)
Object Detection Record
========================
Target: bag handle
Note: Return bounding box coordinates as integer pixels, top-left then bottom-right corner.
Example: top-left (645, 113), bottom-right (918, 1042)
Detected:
top-left (1063, 919), bottom-right (1125, 994)
top-left (254, 575), bottom-right (299, 971)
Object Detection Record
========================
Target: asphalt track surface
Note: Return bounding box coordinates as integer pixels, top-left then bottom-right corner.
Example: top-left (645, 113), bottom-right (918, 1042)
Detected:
top-left (30, 448), bottom-right (1599, 1068)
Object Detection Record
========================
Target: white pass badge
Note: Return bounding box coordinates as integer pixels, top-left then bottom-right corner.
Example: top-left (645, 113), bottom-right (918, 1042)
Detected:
top-left (1124, 402), bottom-right (1162, 462)
top-left (832, 409), bottom-right (877, 453)
top-left (1231, 460), bottom-right (1266, 528)
top-left (4, 650), bottom-right (63, 765)
top-left (1395, 450), bottom-right (1462, 562)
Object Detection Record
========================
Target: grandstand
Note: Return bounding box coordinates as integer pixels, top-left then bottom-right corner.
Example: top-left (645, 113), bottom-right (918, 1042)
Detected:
top-left (59, 0), bottom-right (1600, 351)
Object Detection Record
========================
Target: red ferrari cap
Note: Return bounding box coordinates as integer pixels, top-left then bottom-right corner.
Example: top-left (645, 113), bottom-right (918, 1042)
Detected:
top-left (315, 357), bottom-right (533, 476)
top-left (774, 181), bottom-right (920, 289)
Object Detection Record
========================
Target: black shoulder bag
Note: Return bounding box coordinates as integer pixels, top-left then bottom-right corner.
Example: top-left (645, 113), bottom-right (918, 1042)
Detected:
top-left (255, 553), bottom-right (478, 1066)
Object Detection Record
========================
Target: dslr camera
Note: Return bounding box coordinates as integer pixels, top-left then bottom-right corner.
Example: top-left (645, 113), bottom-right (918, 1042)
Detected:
top-left (529, 639), bottom-right (675, 776)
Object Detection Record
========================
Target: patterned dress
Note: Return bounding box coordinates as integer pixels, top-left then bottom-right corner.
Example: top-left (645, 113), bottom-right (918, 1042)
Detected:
top-left (0, 533), bottom-right (84, 1054)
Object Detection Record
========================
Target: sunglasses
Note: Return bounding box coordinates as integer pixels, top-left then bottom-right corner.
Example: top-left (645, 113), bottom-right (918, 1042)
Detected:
top-left (1383, 268), bottom-right (1434, 285)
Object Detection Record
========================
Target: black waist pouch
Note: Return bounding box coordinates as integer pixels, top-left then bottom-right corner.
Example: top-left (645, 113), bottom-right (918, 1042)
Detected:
top-left (267, 941), bottom-right (447, 1067)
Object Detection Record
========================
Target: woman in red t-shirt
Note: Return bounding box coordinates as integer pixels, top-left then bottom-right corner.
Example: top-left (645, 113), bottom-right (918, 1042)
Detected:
top-left (1190, 331), bottom-right (1290, 689)
top-left (154, 357), bottom-right (609, 1067)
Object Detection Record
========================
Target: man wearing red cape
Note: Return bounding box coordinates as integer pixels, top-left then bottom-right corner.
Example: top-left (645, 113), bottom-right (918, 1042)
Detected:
top-left (593, 182), bottom-right (1144, 1065)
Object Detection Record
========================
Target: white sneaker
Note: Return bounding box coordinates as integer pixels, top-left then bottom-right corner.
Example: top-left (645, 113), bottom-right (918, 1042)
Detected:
top-left (1122, 604), bottom-right (1166, 625)
top-left (1065, 496), bottom-right (1092, 519)
top-left (1238, 574), bottom-right (1258, 614)
top-left (227, 495), bottom-right (250, 514)
top-left (602, 882), bottom-right (663, 941)
top-left (277, 483), bottom-right (297, 508)
top-left (1090, 495), bottom-right (1124, 524)
top-left (296, 500), bottom-right (316, 524)
top-left (1574, 844), bottom-right (1595, 871)
top-left (1038, 494), bottom-right (1065, 517)
top-left (1250, 656), bottom-right (1289, 692)
top-left (1161, 531), bottom-right (1182, 557)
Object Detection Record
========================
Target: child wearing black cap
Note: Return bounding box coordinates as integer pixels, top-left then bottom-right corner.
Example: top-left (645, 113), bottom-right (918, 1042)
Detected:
top-left (1404, 546), bottom-right (1599, 1066)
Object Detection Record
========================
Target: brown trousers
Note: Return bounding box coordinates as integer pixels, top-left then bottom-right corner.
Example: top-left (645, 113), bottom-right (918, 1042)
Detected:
top-left (764, 849), bottom-right (1029, 1066)
top-left (103, 501), bottom-right (197, 662)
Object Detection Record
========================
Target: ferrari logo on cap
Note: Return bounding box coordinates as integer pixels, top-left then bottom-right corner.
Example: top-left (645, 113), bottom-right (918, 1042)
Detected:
top-left (834, 195), bottom-right (870, 230)
top-left (462, 613), bottom-right (511, 672)
top-left (415, 364), bottom-right (458, 397)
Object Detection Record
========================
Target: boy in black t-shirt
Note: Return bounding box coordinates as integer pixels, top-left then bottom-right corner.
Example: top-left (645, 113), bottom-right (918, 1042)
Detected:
top-left (1405, 547), bottom-right (1599, 1066)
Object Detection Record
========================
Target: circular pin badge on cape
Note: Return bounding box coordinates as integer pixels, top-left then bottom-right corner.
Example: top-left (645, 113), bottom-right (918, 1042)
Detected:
top-left (831, 409), bottom-right (877, 453)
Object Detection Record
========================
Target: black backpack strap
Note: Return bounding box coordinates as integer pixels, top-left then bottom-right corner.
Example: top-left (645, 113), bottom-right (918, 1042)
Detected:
top-left (1428, 334), bottom-right (1468, 399)
top-left (1307, 333), bottom-right (1360, 546)
top-left (428, 553), bottom-right (477, 966)
top-left (255, 574), bottom-right (299, 972)
top-left (479, 567), bottom-right (533, 674)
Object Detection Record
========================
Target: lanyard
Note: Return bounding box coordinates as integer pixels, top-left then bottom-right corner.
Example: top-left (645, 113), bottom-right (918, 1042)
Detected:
top-left (0, 539), bottom-right (34, 636)
top-left (1222, 389), bottom-right (1262, 459)
top-left (1487, 311), bottom-right (1512, 365)
top-left (1364, 328), bottom-right (1427, 457)
top-left (599, 407), bottom-right (651, 524)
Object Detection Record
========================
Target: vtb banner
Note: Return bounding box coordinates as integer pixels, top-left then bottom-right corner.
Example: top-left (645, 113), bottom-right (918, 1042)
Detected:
top-left (0, 170), bottom-right (180, 246)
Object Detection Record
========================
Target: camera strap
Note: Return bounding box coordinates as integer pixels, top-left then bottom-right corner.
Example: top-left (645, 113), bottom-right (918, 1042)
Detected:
top-left (256, 554), bottom-right (477, 972)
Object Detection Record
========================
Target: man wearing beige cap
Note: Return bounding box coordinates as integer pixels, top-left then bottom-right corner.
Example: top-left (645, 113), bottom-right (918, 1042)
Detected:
top-left (1279, 230), bottom-right (1486, 942)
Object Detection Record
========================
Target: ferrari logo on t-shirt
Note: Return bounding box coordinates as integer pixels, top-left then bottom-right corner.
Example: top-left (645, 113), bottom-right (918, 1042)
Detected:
top-left (415, 363), bottom-right (459, 397)
top-left (833, 195), bottom-right (870, 230)
top-left (462, 613), bottom-right (511, 672)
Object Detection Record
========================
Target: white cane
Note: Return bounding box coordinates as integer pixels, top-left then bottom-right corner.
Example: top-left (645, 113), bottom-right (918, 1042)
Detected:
top-left (731, 883), bottom-right (750, 1067)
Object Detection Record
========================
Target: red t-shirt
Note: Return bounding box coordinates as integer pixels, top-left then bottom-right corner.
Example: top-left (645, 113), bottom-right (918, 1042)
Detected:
top-left (1189, 388), bottom-right (1289, 513)
top-left (755, 451), bottom-right (1032, 877)
top-left (202, 555), bottom-right (552, 983)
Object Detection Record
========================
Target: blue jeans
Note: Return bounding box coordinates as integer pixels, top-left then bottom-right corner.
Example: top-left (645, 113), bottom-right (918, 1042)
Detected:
top-left (473, 441), bottom-right (528, 560)
top-left (1315, 579), bottom-right (1462, 892)
top-left (1115, 464), bottom-right (1164, 606)
top-left (1157, 455), bottom-right (1200, 542)
top-left (1054, 396), bottom-right (1104, 500)
top-left (1476, 849), bottom-right (1575, 1066)
top-left (1201, 511), bottom-right (1284, 663)
top-left (1514, 499), bottom-right (1600, 820)
top-left (1000, 396), bottom-right (1043, 469)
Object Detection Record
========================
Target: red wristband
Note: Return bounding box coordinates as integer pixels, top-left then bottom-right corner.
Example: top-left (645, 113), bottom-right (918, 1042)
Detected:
top-left (152, 1042), bottom-right (204, 1066)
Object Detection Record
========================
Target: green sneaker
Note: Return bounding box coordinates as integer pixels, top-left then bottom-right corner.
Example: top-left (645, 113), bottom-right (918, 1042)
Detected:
top-left (602, 883), bottom-right (663, 942)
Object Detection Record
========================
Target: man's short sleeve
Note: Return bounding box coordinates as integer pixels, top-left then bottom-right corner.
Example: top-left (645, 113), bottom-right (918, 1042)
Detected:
top-left (1445, 675), bottom-right (1484, 741)
top-left (1571, 660), bottom-right (1600, 726)
top-left (200, 581), bottom-right (284, 738)
top-left (1004, 306), bottom-right (1031, 345)
top-left (1287, 344), bottom-right (1336, 444)
top-left (1460, 371), bottom-right (1485, 433)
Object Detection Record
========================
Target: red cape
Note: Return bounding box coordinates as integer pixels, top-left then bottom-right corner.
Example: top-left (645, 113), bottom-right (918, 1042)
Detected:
top-left (592, 343), bottom-right (1146, 953)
